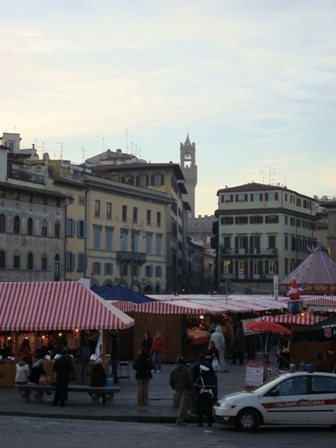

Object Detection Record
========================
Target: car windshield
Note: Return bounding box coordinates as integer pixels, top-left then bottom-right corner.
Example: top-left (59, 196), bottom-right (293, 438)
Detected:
top-left (249, 375), bottom-right (284, 393)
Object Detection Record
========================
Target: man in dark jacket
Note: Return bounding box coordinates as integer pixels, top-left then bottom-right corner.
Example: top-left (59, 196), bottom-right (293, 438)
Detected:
top-left (52, 349), bottom-right (74, 407)
top-left (169, 357), bottom-right (193, 426)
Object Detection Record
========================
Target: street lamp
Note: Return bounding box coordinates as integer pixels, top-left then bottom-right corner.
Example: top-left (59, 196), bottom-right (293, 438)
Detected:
top-left (120, 222), bottom-right (146, 291)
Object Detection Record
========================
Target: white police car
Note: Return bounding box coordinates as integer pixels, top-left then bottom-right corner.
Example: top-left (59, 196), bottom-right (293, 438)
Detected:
top-left (213, 371), bottom-right (336, 432)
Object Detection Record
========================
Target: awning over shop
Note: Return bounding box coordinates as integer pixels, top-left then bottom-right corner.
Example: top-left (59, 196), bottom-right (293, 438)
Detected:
top-left (262, 313), bottom-right (325, 325)
top-left (0, 281), bottom-right (135, 331)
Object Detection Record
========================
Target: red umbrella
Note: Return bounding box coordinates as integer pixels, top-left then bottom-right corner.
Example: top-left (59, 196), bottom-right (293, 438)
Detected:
top-left (246, 321), bottom-right (292, 335)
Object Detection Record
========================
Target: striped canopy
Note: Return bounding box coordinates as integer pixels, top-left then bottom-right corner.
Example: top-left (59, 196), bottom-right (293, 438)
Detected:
top-left (0, 281), bottom-right (134, 331)
top-left (262, 312), bottom-right (325, 325)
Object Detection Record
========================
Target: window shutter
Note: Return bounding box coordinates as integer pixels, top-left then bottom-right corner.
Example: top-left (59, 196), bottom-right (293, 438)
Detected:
top-left (245, 194), bottom-right (248, 201)
top-left (275, 192), bottom-right (278, 200)
top-left (250, 194), bottom-right (253, 202)
top-left (235, 194), bottom-right (238, 202)
top-left (71, 219), bottom-right (76, 237)
top-left (265, 193), bottom-right (268, 201)
top-left (260, 193), bottom-right (263, 201)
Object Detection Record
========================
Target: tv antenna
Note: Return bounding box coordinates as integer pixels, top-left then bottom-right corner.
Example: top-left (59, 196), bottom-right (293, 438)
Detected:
top-left (57, 141), bottom-right (68, 160)
top-left (125, 129), bottom-right (129, 153)
top-left (78, 147), bottom-right (88, 163)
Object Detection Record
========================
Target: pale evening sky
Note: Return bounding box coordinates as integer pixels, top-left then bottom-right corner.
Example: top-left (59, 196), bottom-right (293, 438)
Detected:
top-left (1, 0), bottom-right (335, 216)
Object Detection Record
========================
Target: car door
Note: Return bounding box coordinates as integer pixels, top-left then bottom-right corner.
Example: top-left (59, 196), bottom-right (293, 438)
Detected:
top-left (308, 375), bottom-right (336, 424)
top-left (263, 376), bottom-right (309, 424)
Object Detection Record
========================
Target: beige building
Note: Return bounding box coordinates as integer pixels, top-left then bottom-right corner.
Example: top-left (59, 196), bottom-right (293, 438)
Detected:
top-left (215, 182), bottom-right (318, 294)
top-left (83, 154), bottom-right (190, 294)
top-left (47, 159), bottom-right (172, 294)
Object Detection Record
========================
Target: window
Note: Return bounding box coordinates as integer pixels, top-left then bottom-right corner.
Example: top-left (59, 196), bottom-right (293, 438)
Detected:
top-left (121, 175), bottom-right (134, 184)
top-left (14, 216), bottom-right (20, 234)
top-left (151, 174), bottom-right (164, 186)
top-left (312, 376), bottom-right (336, 393)
top-left (94, 227), bottom-right (101, 249)
top-left (27, 252), bottom-right (33, 270)
top-left (0, 214), bottom-right (6, 233)
top-left (155, 266), bottom-right (162, 277)
top-left (78, 253), bottom-right (88, 271)
top-left (296, 219), bottom-right (301, 228)
top-left (221, 194), bottom-right (233, 203)
top-left (235, 216), bottom-right (248, 224)
top-left (122, 205), bottom-right (127, 222)
top-left (291, 236), bottom-right (296, 251)
top-left (66, 219), bottom-right (76, 237)
top-left (265, 215), bottom-right (279, 224)
top-left (157, 212), bottom-right (161, 227)
top-left (0, 250), bottom-right (5, 268)
top-left (145, 265), bottom-right (153, 277)
top-left (42, 220), bottom-right (48, 237)
top-left (104, 263), bottom-right (113, 275)
top-left (297, 238), bottom-right (302, 252)
top-left (250, 193), bottom-right (263, 201)
top-left (92, 262), bottom-right (101, 275)
top-left (94, 200), bottom-right (100, 217)
top-left (137, 175), bottom-right (149, 187)
top-left (302, 220), bottom-right (307, 229)
top-left (296, 198), bottom-right (302, 207)
top-left (290, 217), bottom-right (296, 226)
top-left (268, 235), bottom-right (276, 249)
top-left (79, 196), bottom-right (85, 206)
top-left (105, 228), bottom-right (113, 251)
top-left (77, 220), bottom-right (88, 238)
top-left (146, 234), bottom-right (152, 254)
top-left (250, 216), bottom-right (263, 224)
top-left (28, 194), bottom-right (33, 203)
top-left (55, 221), bottom-right (61, 238)
top-left (290, 195), bottom-right (295, 204)
top-left (221, 217), bottom-right (234, 225)
top-left (265, 192), bottom-right (278, 201)
top-left (27, 218), bottom-right (33, 235)
top-left (235, 194), bottom-right (247, 202)
top-left (42, 255), bottom-right (47, 271)
top-left (223, 260), bottom-right (232, 274)
top-left (284, 258), bottom-right (289, 275)
top-left (223, 236), bottom-right (231, 250)
top-left (156, 235), bottom-right (162, 255)
top-left (14, 255), bottom-right (20, 269)
top-left (147, 210), bottom-right (151, 225)
top-left (133, 207), bottom-right (138, 223)
top-left (54, 255), bottom-right (60, 281)
top-left (106, 202), bottom-right (112, 219)
top-left (66, 252), bottom-right (75, 271)
top-left (269, 260), bottom-right (277, 274)
top-left (284, 234), bottom-right (288, 250)
top-left (284, 216), bottom-right (288, 225)
top-left (121, 264), bottom-right (128, 276)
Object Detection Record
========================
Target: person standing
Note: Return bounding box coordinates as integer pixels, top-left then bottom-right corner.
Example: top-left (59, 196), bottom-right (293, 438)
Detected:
top-left (193, 365), bottom-right (216, 427)
top-left (141, 332), bottom-right (152, 354)
top-left (133, 348), bottom-right (153, 405)
top-left (323, 347), bottom-right (336, 372)
top-left (110, 333), bottom-right (120, 384)
top-left (169, 356), bottom-right (194, 426)
top-left (75, 338), bottom-right (91, 385)
top-left (52, 349), bottom-right (74, 407)
top-left (150, 331), bottom-right (165, 373)
top-left (314, 352), bottom-right (331, 372)
top-left (210, 326), bottom-right (228, 372)
top-left (231, 328), bottom-right (245, 365)
top-left (90, 358), bottom-right (107, 404)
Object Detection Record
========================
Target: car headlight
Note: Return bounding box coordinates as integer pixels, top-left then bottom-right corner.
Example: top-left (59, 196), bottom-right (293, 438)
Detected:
top-left (218, 397), bottom-right (238, 408)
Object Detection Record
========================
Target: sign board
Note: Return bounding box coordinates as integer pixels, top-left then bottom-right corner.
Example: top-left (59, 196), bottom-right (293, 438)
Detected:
top-left (245, 360), bottom-right (264, 390)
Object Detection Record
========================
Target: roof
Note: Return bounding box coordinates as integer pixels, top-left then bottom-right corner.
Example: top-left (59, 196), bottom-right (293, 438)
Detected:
top-left (88, 162), bottom-right (185, 180)
top-left (280, 249), bottom-right (336, 286)
top-left (0, 181), bottom-right (71, 199)
top-left (0, 282), bottom-right (134, 331)
top-left (217, 182), bottom-right (315, 200)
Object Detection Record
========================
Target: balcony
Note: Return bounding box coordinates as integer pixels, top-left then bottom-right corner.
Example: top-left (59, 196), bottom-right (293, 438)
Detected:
top-left (220, 247), bottom-right (278, 257)
top-left (116, 251), bottom-right (146, 265)
top-left (7, 168), bottom-right (45, 185)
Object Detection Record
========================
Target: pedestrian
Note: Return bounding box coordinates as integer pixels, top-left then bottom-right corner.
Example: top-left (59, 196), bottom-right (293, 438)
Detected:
top-left (110, 333), bottom-right (120, 384)
top-left (231, 327), bottom-right (245, 365)
top-left (150, 331), bottom-right (165, 373)
top-left (323, 347), bottom-right (336, 372)
top-left (169, 356), bottom-right (194, 426)
top-left (191, 353), bottom-right (218, 403)
top-left (19, 339), bottom-right (33, 367)
top-left (15, 359), bottom-right (30, 384)
top-left (52, 349), bottom-right (74, 407)
top-left (30, 358), bottom-right (48, 384)
top-left (204, 340), bottom-right (219, 365)
top-left (314, 352), bottom-right (331, 372)
top-left (193, 365), bottom-right (216, 427)
top-left (75, 338), bottom-right (91, 385)
top-left (90, 358), bottom-right (107, 404)
top-left (133, 347), bottom-right (153, 405)
top-left (210, 326), bottom-right (228, 372)
top-left (141, 331), bottom-right (152, 354)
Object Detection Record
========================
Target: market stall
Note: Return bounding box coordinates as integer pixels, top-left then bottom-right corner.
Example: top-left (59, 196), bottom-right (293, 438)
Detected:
top-left (0, 281), bottom-right (134, 386)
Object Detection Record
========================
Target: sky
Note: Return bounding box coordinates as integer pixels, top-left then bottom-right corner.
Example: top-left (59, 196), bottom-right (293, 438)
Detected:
top-left (1, 0), bottom-right (335, 216)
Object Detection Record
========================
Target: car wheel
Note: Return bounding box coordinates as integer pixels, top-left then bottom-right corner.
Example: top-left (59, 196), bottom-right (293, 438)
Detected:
top-left (235, 408), bottom-right (260, 432)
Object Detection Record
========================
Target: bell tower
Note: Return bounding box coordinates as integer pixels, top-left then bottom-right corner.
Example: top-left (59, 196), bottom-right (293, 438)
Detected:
top-left (180, 134), bottom-right (197, 217)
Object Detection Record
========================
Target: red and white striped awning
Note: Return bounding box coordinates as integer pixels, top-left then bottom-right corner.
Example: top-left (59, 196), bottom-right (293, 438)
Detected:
top-left (262, 313), bottom-right (325, 325)
top-left (136, 300), bottom-right (209, 315)
top-left (0, 282), bottom-right (134, 331)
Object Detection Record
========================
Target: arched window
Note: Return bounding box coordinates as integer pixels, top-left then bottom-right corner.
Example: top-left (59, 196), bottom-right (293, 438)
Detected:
top-left (27, 252), bottom-right (33, 270)
top-left (0, 250), bottom-right (5, 268)
top-left (0, 214), bottom-right (5, 233)
top-left (42, 219), bottom-right (48, 237)
top-left (14, 216), bottom-right (20, 234)
top-left (55, 221), bottom-right (60, 238)
top-left (27, 217), bottom-right (33, 235)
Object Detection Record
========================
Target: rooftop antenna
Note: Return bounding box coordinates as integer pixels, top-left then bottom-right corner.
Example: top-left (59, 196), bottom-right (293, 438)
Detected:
top-left (259, 169), bottom-right (265, 184)
top-left (135, 144), bottom-right (138, 158)
top-left (102, 138), bottom-right (105, 151)
top-left (78, 147), bottom-right (88, 162)
top-left (131, 142), bottom-right (134, 155)
top-left (57, 141), bottom-right (68, 160)
top-left (125, 129), bottom-right (129, 153)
